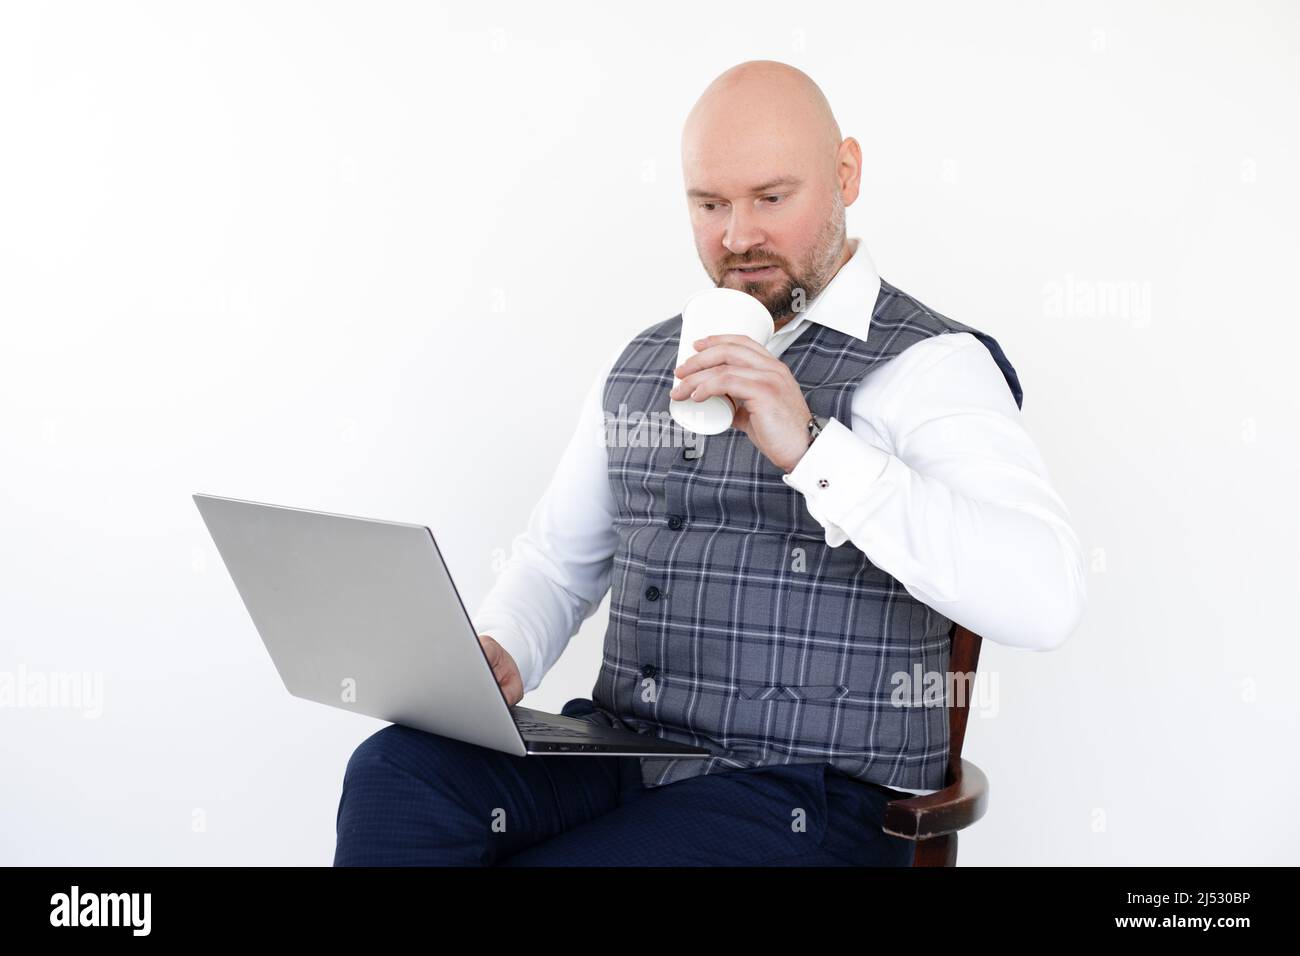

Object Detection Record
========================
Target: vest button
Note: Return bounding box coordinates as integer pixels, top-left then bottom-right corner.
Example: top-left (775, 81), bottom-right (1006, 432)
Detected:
top-left (666, 515), bottom-right (683, 530)
top-left (644, 585), bottom-right (660, 601)
top-left (640, 664), bottom-right (658, 679)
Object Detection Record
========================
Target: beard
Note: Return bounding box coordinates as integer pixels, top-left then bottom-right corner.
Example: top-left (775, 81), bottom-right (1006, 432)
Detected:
top-left (707, 193), bottom-right (846, 324)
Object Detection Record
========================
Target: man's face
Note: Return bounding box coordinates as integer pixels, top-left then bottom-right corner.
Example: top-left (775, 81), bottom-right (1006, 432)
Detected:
top-left (685, 169), bottom-right (846, 324)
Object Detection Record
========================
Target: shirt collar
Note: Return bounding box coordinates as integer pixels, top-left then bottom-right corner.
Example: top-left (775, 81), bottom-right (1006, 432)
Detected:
top-left (767, 236), bottom-right (879, 346)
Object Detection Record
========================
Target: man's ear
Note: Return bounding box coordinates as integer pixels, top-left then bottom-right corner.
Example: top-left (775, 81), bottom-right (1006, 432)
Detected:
top-left (837, 136), bottom-right (863, 206)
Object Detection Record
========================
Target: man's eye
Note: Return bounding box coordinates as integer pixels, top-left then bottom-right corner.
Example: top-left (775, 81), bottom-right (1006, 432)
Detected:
top-left (762, 195), bottom-right (782, 204)
top-left (700, 202), bottom-right (719, 212)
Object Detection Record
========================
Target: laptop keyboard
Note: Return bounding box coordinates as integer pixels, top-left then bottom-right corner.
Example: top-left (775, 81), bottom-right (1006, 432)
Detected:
top-left (514, 718), bottom-right (597, 739)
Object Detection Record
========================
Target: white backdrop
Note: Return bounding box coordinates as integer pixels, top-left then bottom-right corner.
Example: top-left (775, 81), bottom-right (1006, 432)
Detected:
top-left (1, 0), bottom-right (1296, 866)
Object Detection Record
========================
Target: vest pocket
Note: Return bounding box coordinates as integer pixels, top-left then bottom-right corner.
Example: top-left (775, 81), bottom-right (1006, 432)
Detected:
top-left (734, 682), bottom-right (849, 701)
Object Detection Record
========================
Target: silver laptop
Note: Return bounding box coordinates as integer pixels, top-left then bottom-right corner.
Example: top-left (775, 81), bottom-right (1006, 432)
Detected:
top-left (193, 494), bottom-right (710, 759)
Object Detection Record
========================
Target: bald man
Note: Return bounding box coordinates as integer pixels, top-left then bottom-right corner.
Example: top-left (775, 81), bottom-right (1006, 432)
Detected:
top-left (334, 61), bottom-right (1085, 867)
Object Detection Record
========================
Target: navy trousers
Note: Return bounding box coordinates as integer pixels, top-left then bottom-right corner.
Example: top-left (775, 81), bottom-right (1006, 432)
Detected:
top-left (333, 698), bottom-right (916, 867)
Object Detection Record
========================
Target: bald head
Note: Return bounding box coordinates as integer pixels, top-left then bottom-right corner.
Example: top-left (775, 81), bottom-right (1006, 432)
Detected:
top-left (680, 61), bottom-right (862, 328)
top-left (682, 60), bottom-right (843, 173)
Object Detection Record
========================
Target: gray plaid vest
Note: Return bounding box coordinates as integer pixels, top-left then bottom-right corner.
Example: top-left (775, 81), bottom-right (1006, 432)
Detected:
top-left (591, 279), bottom-right (1023, 790)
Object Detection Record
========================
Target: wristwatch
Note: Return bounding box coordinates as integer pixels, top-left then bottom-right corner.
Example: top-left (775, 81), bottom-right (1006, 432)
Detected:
top-left (806, 413), bottom-right (830, 448)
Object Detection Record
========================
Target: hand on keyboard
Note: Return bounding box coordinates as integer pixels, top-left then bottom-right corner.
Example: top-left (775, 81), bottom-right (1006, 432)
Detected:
top-left (478, 634), bottom-right (524, 706)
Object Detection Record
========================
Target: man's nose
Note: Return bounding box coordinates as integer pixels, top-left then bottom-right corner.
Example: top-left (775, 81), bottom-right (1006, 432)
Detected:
top-left (722, 204), bottom-right (765, 255)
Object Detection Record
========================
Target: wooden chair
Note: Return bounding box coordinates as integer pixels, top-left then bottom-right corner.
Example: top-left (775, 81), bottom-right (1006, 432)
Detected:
top-left (881, 623), bottom-right (989, 866)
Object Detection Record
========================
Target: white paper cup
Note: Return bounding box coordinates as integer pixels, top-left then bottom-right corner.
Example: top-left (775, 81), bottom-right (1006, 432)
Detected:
top-left (670, 287), bottom-right (775, 435)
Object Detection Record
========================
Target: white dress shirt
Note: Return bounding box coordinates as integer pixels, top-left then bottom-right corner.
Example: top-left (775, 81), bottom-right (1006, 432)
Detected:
top-left (472, 237), bottom-right (1087, 795)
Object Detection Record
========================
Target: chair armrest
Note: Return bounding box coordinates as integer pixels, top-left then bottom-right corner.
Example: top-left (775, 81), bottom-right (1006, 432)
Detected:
top-left (881, 758), bottom-right (988, 840)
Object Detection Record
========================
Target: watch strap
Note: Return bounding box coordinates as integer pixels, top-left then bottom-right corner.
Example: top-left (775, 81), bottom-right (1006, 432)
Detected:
top-left (806, 413), bottom-right (830, 446)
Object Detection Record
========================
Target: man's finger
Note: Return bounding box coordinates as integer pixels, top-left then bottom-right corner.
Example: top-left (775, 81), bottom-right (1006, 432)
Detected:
top-left (675, 341), bottom-right (775, 378)
top-left (673, 365), bottom-right (772, 401)
top-left (692, 333), bottom-right (772, 359)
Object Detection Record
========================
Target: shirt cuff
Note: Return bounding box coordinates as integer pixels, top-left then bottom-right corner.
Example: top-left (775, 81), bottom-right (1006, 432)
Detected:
top-left (781, 416), bottom-right (891, 547)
